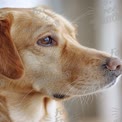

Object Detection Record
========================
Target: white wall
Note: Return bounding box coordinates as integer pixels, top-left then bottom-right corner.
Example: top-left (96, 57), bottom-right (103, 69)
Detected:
top-left (95, 0), bottom-right (121, 121)
top-left (0, 0), bottom-right (50, 8)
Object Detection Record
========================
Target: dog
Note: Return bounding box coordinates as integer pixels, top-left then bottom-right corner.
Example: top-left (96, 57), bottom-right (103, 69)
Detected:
top-left (0, 7), bottom-right (122, 122)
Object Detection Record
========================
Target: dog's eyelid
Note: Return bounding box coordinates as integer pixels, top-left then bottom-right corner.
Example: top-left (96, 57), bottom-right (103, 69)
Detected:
top-left (37, 30), bottom-right (57, 39)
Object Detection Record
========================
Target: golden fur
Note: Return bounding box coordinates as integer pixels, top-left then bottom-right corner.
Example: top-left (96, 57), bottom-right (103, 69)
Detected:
top-left (0, 7), bottom-right (121, 122)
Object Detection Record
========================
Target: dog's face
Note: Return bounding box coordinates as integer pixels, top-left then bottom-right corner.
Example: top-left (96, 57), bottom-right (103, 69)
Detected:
top-left (0, 7), bottom-right (122, 100)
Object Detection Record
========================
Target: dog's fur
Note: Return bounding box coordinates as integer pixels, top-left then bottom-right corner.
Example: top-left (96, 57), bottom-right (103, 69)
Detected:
top-left (0, 7), bottom-right (121, 122)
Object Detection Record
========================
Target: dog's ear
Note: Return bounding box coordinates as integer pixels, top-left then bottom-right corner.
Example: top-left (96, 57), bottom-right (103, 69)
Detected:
top-left (0, 13), bottom-right (24, 79)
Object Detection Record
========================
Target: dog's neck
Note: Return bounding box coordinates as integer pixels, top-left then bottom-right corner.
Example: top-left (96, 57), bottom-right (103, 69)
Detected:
top-left (7, 93), bottom-right (57, 122)
top-left (1, 91), bottom-right (57, 122)
top-left (0, 79), bottom-right (57, 122)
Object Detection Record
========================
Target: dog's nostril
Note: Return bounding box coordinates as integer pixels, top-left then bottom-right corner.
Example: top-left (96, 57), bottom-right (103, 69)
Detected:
top-left (106, 58), bottom-right (122, 71)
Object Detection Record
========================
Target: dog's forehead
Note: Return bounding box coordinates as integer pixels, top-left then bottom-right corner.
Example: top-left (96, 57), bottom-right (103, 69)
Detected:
top-left (32, 7), bottom-right (58, 27)
top-left (0, 7), bottom-right (76, 42)
top-left (0, 7), bottom-right (76, 33)
top-left (31, 7), bottom-right (76, 33)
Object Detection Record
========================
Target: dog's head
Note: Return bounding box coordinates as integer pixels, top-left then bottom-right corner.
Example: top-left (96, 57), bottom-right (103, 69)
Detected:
top-left (0, 7), bottom-right (122, 100)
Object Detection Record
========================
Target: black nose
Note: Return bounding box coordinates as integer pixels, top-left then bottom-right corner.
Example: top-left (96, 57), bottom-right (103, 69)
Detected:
top-left (106, 58), bottom-right (122, 71)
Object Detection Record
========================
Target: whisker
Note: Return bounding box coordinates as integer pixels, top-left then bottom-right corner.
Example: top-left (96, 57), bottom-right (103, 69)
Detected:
top-left (18, 89), bottom-right (34, 105)
top-left (72, 9), bottom-right (94, 23)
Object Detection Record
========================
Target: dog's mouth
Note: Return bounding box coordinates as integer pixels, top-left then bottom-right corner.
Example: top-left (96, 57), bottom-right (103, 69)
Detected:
top-left (51, 76), bottom-right (120, 100)
top-left (49, 69), bottom-right (122, 100)
top-left (53, 94), bottom-right (70, 100)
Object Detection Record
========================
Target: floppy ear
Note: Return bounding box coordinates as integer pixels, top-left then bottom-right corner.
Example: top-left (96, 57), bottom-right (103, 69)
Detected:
top-left (0, 13), bottom-right (24, 79)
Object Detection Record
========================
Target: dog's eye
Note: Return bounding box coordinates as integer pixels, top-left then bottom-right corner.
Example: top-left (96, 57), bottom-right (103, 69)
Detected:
top-left (37, 36), bottom-right (56, 47)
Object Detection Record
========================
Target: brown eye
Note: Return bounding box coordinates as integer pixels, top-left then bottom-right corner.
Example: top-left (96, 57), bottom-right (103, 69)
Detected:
top-left (37, 36), bottom-right (56, 47)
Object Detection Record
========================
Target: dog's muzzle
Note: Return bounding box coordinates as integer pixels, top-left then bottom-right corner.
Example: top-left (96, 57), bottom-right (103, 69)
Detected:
top-left (102, 57), bottom-right (122, 86)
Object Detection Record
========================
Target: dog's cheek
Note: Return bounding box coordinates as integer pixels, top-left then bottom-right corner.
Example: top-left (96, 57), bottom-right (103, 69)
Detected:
top-left (60, 43), bottom-right (105, 89)
top-left (60, 51), bottom-right (81, 83)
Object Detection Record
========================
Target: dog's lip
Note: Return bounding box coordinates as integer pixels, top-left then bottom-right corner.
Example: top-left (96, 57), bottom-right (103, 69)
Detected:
top-left (107, 80), bottom-right (116, 88)
top-left (52, 94), bottom-right (70, 100)
top-left (105, 75), bottom-right (122, 88)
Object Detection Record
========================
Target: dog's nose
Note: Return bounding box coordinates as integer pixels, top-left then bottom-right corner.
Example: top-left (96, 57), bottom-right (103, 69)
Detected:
top-left (106, 58), bottom-right (122, 71)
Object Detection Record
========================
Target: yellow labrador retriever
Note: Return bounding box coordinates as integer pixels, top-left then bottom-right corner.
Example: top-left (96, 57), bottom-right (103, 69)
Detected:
top-left (0, 7), bottom-right (122, 122)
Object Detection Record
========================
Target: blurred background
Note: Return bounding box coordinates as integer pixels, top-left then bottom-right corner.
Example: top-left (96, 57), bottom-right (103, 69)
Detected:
top-left (0, 0), bottom-right (122, 122)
